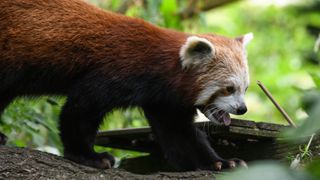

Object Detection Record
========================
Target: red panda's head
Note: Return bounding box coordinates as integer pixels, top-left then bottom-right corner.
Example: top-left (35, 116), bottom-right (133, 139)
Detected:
top-left (179, 33), bottom-right (253, 126)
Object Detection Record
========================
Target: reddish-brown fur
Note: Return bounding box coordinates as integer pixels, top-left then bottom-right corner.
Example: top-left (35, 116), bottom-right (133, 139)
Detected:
top-left (0, 0), bottom-right (199, 100)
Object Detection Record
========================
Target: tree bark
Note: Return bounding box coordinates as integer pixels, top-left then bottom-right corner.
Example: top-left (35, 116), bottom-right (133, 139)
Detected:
top-left (0, 146), bottom-right (215, 179)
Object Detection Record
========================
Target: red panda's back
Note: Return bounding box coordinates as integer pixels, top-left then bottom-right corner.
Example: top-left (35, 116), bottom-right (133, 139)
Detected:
top-left (0, 0), bottom-right (181, 68)
top-left (0, 0), bottom-right (115, 64)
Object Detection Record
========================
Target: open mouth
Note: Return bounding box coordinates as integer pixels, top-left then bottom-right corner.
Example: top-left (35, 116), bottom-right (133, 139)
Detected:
top-left (197, 106), bottom-right (231, 126)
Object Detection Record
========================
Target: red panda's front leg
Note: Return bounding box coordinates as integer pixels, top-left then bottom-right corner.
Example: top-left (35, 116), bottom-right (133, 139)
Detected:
top-left (143, 105), bottom-right (247, 171)
top-left (59, 87), bottom-right (115, 169)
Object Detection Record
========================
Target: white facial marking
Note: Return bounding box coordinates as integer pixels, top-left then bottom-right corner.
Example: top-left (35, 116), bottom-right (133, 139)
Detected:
top-left (197, 66), bottom-right (249, 114)
top-left (195, 82), bottom-right (219, 105)
top-left (214, 72), bottom-right (248, 114)
top-left (179, 36), bottom-right (215, 69)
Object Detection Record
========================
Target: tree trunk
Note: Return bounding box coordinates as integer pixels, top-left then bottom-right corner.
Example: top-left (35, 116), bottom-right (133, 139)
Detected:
top-left (0, 146), bottom-right (215, 179)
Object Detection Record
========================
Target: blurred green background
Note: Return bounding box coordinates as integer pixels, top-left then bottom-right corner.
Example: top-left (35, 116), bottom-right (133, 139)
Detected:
top-left (0, 0), bottom-right (319, 165)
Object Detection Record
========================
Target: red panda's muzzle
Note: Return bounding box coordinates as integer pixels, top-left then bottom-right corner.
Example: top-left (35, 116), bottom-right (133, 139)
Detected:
top-left (197, 106), bottom-right (231, 126)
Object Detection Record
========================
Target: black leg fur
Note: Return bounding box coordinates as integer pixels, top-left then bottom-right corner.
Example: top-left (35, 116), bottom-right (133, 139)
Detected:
top-left (143, 105), bottom-right (246, 171)
top-left (0, 132), bottom-right (7, 145)
top-left (59, 85), bottom-right (115, 169)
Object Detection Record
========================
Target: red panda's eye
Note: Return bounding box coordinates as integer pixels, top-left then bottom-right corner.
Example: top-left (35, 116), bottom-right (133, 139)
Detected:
top-left (226, 86), bottom-right (235, 94)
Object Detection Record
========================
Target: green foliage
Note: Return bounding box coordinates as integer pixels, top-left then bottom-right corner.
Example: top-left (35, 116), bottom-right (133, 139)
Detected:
top-left (306, 160), bottom-right (320, 179)
top-left (101, 108), bottom-right (147, 130)
top-left (284, 71), bottom-right (320, 139)
top-left (1, 97), bottom-right (63, 151)
top-left (310, 72), bottom-right (320, 88)
top-left (160, 0), bottom-right (181, 29)
top-left (284, 97), bottom-right (320, 138)
top-left (219, 161), bottom-right (313, 180)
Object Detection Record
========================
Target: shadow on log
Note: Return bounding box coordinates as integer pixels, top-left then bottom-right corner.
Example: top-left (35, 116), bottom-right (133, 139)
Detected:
top-left (0, 146), bottom-right (215, 179)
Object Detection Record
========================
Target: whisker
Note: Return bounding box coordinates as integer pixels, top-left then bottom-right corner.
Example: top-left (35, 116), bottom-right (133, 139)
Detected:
top-left (207, 120), bottom-right (210, 134)
top-left (206, 107), bottom-right (225, 124)
top-left (203, 104), bottom-right (217, 111)
top-left (206, 107), bottom-right (219, 116)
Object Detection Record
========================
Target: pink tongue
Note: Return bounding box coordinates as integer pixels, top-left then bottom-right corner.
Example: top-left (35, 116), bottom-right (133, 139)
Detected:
top-left (222, 113), bottom-right (231, 126)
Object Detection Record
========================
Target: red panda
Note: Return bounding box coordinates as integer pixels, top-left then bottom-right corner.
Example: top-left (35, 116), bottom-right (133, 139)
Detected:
top-left (0, 0), bottom-right (253, 171)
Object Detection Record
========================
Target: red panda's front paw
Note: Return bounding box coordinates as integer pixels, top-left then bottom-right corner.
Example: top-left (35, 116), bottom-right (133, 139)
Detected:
top-left (95, 152), bottom-right (116, 169)
top-left (213, 158), bottom-right (247, 171)
top-left (65, 151), bottom-right (115, 169)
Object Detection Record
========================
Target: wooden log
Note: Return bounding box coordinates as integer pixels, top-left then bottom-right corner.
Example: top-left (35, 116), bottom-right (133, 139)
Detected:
top-left (95, 119), bottom-right (320, 174)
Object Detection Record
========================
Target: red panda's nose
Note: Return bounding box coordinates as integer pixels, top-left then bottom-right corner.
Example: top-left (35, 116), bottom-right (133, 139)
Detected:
top-left (236, 105), bottom-right (247, 115)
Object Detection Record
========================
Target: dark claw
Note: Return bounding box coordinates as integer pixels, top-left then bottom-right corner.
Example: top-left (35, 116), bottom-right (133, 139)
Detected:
top-left (102, 158), bottom-right (111, 169)
top-left (214, 161), bottom-right (223, 171)
top-left (213, 158), bottom-right (247, 171)
top-left (231, 158), bottom-right (248, 168)
top-left (239, 160), bottom-right (248, 168)
top-left (93, 158), bottom-right (112, 169)
top-left (98, 152), bottom-right (115, 168)
top-left (229, 160), bottom-right (236, 168)
top-left (65, 152), bottom-right (115, 169)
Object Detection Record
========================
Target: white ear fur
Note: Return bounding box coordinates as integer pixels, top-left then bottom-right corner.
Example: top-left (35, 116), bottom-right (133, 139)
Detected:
top-left (179, 36), bottom-right (215, 69)
top-left (237, 32), bottom-right (254, 47)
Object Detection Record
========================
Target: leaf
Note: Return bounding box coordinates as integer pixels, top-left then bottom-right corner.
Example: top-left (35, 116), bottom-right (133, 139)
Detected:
top-left (160, 0), bottom-right (177, 15)
top-left (310, 72), bottom-right (320, 88)
top-left (301, 90), bottom-right (320, 114)
top-left (306, 159), bottom-right (320, 179)
top-left (13, 139), bottom-right (27, 147)
top-left (160, 0), bottom-right (181, 29)
top-left (219, 161), bottom-right (313, 180)
top-left (283, 100), bottom-right (320, 139)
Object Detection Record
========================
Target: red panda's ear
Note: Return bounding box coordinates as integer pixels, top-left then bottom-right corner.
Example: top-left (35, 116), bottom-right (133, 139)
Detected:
top-left (179, 36), bottom-right (215, 70)
top-left (236, 32), bottom-right (254, 47)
